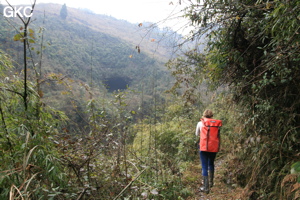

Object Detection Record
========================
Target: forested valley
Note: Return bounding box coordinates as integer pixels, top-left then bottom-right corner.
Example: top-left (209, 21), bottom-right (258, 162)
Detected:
top-left (0, 1), bottom-right (299, 200)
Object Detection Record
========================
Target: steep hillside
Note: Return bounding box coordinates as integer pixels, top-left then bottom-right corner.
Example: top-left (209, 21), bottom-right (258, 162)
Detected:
top-left (35, 3), bottom-right (172, 60)
top-left (0, 3), bottom-right (173, 94)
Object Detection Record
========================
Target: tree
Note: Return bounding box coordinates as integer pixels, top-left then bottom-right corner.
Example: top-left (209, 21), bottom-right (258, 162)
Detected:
top-left (0, 1), bottom-right (69, 199)
top-left (60, 3), bottom-right (68, 20)
top-left (168, 0), bottom-right (300, 198)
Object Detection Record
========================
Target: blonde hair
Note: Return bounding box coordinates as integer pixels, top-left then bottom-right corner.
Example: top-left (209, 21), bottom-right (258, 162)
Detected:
top-left (202, 109), bottom-right (213, 118)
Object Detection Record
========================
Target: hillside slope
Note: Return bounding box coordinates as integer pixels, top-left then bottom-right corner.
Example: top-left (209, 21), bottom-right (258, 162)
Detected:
top-left (35, 3), bottom-right (172, 60)
top-left (0, 3), bottom-right (173, 93)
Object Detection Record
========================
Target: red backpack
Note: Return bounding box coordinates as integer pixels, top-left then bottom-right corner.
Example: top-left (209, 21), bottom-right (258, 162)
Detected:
top-left (199, 118), bottom-right (222, 152)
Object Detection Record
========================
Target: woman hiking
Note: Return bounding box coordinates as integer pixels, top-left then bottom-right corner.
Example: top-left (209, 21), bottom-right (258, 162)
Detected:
top-left (195, 109), bottom-right (222, 194)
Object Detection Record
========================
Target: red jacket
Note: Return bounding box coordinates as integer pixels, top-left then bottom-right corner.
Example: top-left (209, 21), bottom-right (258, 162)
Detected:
top-left (199, 118), bottom-right (222, 152)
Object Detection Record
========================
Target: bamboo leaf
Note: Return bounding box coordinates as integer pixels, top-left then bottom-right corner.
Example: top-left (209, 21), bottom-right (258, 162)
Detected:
top-left (28, 28), bottom-right (34, 34)
top-left (28, 39), bottom-right (35, 43)
top-left (13, 33), bottom-right (24, 41)
top-left (23, 145), bottom-right (39, 170)
top-left (24, 173), bottom-right (39, 193)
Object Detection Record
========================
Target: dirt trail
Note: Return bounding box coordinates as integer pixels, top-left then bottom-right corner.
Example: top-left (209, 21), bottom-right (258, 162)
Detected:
top-left (185, 155), bottom-right (243, 200)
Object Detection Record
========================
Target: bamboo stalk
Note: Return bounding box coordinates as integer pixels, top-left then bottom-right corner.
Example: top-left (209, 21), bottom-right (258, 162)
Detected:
top-left (113, 168), bottom-right (147, 200)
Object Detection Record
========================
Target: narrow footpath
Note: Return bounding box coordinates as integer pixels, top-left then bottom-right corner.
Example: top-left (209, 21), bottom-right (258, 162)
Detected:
top-left (184, 155), bottom-right (244, 200)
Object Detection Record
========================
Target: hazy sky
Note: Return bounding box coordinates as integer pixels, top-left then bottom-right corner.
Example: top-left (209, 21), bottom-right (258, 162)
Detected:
top-left (2, 0), bottom-right (186, 24)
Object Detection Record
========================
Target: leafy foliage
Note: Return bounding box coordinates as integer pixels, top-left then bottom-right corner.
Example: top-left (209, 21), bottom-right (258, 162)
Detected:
top-left (7, 0), bottom-right (300, 199)
top-left (0, 49), bottom-right (68, 199)
top-left (60, 4), bottom-right (68, 20)
top-left (166, 0), bottom-right (300, 198)
top-left (0, 3), bottom-right (172, 95)
top-left (0, 2), bottom-right (203, 200)
top-left (291, 162), bottom-right (300, 183)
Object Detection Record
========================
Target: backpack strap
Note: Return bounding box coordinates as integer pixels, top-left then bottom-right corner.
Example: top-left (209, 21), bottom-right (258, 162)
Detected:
top-left (218, 126), bottom-right (221, 151)
top-left (206, 126), bottom-right (210, 150)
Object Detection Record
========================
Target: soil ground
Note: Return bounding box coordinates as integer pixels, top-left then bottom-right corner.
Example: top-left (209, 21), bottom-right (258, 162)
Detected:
top-left (183, 155), bottom-right (244, 200)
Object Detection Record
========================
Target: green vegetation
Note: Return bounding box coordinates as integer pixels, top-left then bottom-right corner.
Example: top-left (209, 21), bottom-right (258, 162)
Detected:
top-left (60, 4), bottom-right (68, 20)
top-left (170, 0), bottom-right (300, 199)
top-left (0, 3), bottom-right (174, 133)
top-left (0, 1), bottom-right (299, 199)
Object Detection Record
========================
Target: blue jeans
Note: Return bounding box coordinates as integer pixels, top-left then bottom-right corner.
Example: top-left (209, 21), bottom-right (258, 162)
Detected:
top-left (199, 151), bottom-right (217, 176)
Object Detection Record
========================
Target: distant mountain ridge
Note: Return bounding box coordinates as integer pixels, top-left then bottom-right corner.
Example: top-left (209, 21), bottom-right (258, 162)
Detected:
top-left (34, 3), bottom-right (171, 60)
